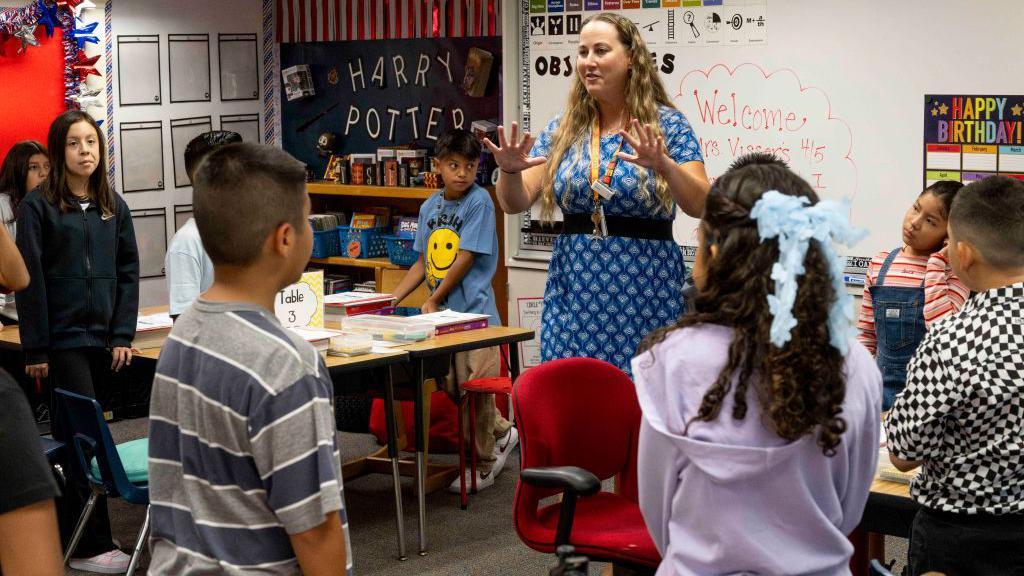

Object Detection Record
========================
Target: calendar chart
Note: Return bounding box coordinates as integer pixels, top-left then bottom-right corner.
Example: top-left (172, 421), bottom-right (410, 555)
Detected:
top-left (923, 94), bottom-right (1024, 189)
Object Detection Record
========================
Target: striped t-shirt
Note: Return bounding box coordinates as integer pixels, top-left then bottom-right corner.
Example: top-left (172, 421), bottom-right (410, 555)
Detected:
top-left (856, 248), bottom-right (969, 355)
top-left (148, 299), bottom-right (352, 575)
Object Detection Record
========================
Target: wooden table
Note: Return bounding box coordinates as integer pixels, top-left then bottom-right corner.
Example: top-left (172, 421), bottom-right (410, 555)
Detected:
top-left (398, 326), bottom-right (535, 555)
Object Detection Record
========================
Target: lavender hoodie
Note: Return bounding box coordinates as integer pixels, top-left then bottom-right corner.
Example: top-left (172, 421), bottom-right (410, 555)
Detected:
top-left (631, 324), bottom-right (882, 576)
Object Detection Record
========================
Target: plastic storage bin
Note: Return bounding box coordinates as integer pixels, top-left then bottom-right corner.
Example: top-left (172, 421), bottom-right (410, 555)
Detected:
top-left (311, 228), bottom-right (341, 258)
top-left (340, 315), bottom-right (435, 342)
top-left (338, 225), bottom-right (388, 259)
top-left (383, 235), bottom-right (418, 266)
top-left (328, 332), bottom-right (373, 356)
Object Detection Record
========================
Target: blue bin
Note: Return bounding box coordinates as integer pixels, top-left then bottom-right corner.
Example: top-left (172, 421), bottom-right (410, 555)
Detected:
top-left (311, 228), bottom-right (341, 258)
top-left (383, 235), bottom-right (419, 266)
top-left (337, 225), bottom-right (388, 258)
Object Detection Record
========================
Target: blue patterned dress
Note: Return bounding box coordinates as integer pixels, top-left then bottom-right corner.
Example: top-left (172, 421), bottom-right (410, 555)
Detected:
top-left (530, 106), bottom-right (703, 375)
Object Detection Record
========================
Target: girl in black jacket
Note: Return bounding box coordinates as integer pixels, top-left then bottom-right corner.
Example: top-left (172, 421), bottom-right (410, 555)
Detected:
top-left (16, 110), bottom-right (139, 572)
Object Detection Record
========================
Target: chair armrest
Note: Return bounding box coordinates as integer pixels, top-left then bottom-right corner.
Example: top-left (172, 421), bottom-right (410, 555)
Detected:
top-left (521, 466), bottom-right (601, 496)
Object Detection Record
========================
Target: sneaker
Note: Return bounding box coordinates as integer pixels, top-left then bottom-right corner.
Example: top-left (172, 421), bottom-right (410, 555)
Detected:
top-left (69, 549), bottom-right (131, 574)
top-left (447, 466), bottom-right (496, 493)
top-left (493, 426), bottom-right (519, 460)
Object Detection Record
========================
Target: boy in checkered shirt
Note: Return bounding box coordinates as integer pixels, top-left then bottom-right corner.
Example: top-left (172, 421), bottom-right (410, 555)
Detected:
top-left (886, 175), bottom-right (1024, 575)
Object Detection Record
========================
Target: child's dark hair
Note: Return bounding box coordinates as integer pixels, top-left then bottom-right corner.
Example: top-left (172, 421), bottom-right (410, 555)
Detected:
top-left (950, 175), bottom-right (1024, 268)
top-left (43, 110), bottom-right (116, 217)
top-left (638, 153), bottom-right (847, 456)
top-left (0, 140), bottom-right (48, 212)
top-left (921, 179), bottom-right (963, 218)
top-left (434, 128), bottom-right (481, 160)
top-left (184, 130), bottom-right (242, 183)
top-left (193, 143), bottom-right (307, 266)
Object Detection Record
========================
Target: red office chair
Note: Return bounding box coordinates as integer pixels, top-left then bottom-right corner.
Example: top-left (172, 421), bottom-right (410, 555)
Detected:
top-left (512, 358), bottom-right (660, 571)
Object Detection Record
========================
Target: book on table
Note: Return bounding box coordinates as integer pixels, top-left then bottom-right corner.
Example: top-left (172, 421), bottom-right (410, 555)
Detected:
top-left (324, 291), bottom-right (395, 322)
top-left (414, 310), bottom-right (491, 335)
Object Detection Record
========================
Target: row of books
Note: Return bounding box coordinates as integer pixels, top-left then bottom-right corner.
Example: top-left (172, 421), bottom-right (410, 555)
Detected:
top-left (309, 213), bottom-right (346, 231)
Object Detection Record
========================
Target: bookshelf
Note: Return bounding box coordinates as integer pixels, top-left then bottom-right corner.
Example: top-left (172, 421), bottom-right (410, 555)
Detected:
top-left (306, 182), bottom-right (508, 324)
top-left (309, 256), bottom-right (403, 270)
top-left (306, 182), bottom-right (437, 200)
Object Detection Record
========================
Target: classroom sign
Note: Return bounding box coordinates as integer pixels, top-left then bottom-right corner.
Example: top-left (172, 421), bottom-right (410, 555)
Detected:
top-left (275, 270), bottom-right (325, 329)
top-left (923, 94), bottom-right (1024, 189)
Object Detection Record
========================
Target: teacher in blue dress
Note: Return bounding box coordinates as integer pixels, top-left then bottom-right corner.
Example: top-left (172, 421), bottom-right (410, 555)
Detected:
top-left (487, 12), bottom-right (710, 375)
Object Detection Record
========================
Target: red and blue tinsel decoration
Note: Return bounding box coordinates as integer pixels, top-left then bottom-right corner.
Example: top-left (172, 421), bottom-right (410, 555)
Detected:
top-left (0, 0), bottom-right (99, 109)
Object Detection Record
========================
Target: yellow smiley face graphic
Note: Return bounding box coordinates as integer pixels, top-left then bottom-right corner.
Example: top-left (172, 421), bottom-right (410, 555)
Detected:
top-left (426, 227), bottom-right (460, 288)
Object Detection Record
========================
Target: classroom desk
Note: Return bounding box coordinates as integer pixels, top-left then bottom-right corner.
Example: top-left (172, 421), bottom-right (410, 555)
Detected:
top-left (0, 315), bottom-right (416, 559)
top-left (851, 478), bottom-right (917, 574)
top-left (399, 326), bottom-right (535, 555)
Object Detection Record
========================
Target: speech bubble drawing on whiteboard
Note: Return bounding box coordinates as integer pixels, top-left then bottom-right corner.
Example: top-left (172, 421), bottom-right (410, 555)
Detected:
top-left (675, 63), bottom-right (858, 205)
top-left (275, 281), bottom-right (318, 328)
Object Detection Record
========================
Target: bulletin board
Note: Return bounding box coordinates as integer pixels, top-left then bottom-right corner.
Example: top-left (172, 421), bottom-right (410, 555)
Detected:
top-left (509, 0), bottom-right (1024, 279)
top-left (0, 27), bottom-right (66, 160)
top-left (278, 36), bottom-right (502, 175)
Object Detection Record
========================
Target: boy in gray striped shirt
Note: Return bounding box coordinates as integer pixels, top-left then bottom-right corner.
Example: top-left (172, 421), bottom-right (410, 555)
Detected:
top-left (148, 143), bottom-right (351, 575)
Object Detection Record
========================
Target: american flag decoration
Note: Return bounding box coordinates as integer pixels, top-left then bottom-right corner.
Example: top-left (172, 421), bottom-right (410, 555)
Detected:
top-left (275, 0), bottom-right (501, 43)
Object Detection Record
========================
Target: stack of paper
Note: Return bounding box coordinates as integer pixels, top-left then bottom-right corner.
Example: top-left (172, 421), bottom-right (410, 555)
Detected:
top-left (135, 312), bottom-right (174, 350)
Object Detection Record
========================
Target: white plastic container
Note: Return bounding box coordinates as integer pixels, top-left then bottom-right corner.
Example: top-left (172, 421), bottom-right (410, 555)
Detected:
top-left (340, 315), bottom-right (435, 343)
top-left (328, 332), bottom-right (373, 357)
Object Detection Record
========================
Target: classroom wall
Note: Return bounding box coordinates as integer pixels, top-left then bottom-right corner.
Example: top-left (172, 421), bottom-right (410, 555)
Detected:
top-left (111, 0), bottom-right (264, 307)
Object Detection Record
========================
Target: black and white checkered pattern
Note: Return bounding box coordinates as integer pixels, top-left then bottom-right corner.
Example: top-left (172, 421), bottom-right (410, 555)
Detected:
top-left (887, 282), bottom-right (1024, 514)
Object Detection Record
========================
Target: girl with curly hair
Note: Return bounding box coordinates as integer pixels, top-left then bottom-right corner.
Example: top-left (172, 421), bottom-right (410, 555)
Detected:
top-left (631, 153), bottom-right (882, 574)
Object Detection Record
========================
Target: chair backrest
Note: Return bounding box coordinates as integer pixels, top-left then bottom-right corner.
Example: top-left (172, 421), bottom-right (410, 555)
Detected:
top-left (54, 388), bottom-right (147, 503)
top-left (513, 358), bottom-right (642, 511)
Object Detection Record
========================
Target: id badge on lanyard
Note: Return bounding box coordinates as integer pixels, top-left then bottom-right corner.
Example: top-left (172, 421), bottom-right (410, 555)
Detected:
top-left (589, 117), bottom-right (625, 239)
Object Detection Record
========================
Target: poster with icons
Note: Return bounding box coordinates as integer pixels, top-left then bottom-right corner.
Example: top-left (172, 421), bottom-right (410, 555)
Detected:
top-left (923, 95), bottom-right (1024, 190)
top-left (519, 0), bottom-right (769, 255)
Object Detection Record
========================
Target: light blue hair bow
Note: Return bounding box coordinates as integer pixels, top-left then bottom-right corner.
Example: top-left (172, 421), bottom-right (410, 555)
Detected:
top-left (749, 190), bottom-right (867, 355)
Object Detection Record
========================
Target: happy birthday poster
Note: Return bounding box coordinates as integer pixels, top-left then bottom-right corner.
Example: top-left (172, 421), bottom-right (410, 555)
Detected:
top-left (923, 95), bottom-right (1024, 189)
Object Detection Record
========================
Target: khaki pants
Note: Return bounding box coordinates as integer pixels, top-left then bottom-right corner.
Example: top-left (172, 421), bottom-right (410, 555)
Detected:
top-left (445, 346), bottom-right (513, 473)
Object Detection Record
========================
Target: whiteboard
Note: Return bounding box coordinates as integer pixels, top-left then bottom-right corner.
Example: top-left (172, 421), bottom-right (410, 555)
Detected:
top-left (512, 0), bottom-right (1024, 264)
top-left (220, 113), bottom-right (260, 144)
top-left (168, 34), bottom-right (211, 103)
top-left (119, 121), bottom-right (164, 193)
top-left (218, 34), bottom-right (259, 101)
top-left (131, 208), bottom-right (168, 278)
top-left (170, 116), bottom-right (212, 188)
top-left (117, 36), bottom-right (161, 106)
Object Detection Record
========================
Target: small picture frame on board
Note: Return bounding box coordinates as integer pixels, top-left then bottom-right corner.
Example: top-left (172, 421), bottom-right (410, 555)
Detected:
top-left (282, 64), bottom-right (315, 101)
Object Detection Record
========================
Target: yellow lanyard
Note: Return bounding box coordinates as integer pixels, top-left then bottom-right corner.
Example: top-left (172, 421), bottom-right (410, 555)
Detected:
top-left (589, 116), bottom-right (626, 206)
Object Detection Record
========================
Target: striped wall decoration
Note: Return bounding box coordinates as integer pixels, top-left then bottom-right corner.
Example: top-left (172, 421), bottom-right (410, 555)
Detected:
top-left (262, 0), bottom-right (281, 146)
top-left (105, 0), bottom-right (116, 188)
top-left (275, 0), bottom-right (501, 43)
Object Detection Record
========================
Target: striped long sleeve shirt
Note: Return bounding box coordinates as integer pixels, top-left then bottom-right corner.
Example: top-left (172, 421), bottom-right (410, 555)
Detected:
top-left (856, 248), bottom-right (969, 355)
top-left (148, 299), bottom-right (352, 575)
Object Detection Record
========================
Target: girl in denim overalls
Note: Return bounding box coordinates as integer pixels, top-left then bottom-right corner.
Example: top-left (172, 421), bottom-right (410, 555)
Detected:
top-left (857, 181), bottom-right (969, 409)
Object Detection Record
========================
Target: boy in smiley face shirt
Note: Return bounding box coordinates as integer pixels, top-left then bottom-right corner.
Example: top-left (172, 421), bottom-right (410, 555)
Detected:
top-left (391, 129), bottom-right (515, 493)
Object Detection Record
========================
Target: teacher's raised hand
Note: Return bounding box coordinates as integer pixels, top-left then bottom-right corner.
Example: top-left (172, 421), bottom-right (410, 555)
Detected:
top-left (616, 119), bottom-right (672, 173)
top-left (482, 122), bottom-right (547, 175)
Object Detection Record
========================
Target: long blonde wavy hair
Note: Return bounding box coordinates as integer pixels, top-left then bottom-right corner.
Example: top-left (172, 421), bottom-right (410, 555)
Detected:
top-left (540, 12), bottom-right (676, 222)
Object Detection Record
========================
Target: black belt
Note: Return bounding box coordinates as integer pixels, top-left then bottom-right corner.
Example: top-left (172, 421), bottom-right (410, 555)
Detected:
top-left (562, 213), bottom-right (674, 241)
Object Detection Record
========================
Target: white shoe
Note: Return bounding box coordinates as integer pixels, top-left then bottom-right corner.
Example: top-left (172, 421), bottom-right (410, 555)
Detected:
top-left (69, 549), bottom-right (131, 574)
top-left (493, 426), bottom-right (519, 460)
top-left (447, 466), bottom-right (496, 493)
